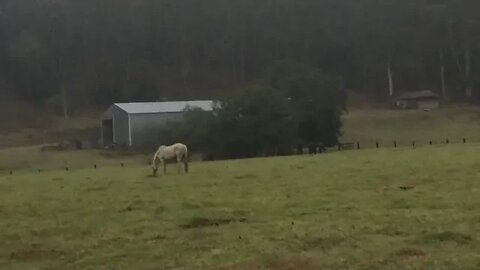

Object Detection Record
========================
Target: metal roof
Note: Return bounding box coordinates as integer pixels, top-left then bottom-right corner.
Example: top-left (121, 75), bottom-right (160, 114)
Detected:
top-left (396, 90), bottom-right (438, 100)
top-left (114, 100), bottom-right (215, 114)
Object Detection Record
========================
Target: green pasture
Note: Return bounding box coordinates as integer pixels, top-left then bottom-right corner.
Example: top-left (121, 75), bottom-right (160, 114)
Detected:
top-left (1, 144), bottom-right (480, 269)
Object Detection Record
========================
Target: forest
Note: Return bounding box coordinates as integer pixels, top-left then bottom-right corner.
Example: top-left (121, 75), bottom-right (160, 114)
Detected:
top-left (1, 0), bottom-right (479, 118)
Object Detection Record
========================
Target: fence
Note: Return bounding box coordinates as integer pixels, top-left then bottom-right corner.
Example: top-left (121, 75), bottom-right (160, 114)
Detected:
top-left (1, 137), bottom-right (478, 176)
top-left (299, 137), bottom-right (475, 155)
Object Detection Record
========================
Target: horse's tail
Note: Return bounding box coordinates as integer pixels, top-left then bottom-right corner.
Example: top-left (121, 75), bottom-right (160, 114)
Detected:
top-left (183, 147), bottom-right (189, 173)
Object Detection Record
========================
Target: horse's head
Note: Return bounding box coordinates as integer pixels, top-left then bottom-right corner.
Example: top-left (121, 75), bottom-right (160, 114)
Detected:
top-left (152, 166), bottom-right (158, 176)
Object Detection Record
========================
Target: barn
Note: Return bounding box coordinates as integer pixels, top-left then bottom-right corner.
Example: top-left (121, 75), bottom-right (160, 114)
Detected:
top-left (393, 90), bottom-right (440, 110)
top-left (100, 100), bottom-right (214, 147)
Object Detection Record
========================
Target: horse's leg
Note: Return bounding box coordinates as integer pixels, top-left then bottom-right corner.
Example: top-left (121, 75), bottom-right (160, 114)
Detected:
top-left (162, 158), bottom-right (167, 175)
top-left (177, 155), bottom-right (182, 174)
top-left (183, 150), bottom-right (189, 173)
top-left (184, 157), bottom-right (188, 173)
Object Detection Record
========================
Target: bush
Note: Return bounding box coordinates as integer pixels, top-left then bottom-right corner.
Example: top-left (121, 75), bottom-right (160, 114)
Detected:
top-left (162, 61), bottom-right (346, 159)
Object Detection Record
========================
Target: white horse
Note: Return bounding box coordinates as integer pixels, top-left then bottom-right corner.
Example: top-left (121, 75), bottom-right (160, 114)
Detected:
top-left (152, 143), bottom-right (189, 176)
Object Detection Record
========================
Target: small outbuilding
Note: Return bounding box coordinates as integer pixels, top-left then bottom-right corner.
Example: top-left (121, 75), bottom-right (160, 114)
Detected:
top-left (101, 100), bottom-right (214, 148)
top-left (393, 90), bottom-right (440, 110)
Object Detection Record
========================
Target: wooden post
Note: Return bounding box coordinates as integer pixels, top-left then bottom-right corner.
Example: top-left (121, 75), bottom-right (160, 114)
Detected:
top-left (429, 141), bottom-right (432, 145)
top-left (357, 142), bottom-right (360, 150)
top-left (376, 141), bottom-right (379, 148)
top-left (446, 139), bottom-right (449, 144)
top-left (394, 140), bottom-right (397, 148)
top-left (412, 141), bottom-right (415, 148)
top-left (298, 144), bottom-right (303, 155)
top-left (463, 138), bottom-right (467, 144)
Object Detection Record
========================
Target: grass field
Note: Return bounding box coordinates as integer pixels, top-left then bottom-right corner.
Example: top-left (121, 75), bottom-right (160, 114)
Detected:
top-left (1, 144), bottom-right (480, 269)
top-left (341, 105), bottom-right (480, 145)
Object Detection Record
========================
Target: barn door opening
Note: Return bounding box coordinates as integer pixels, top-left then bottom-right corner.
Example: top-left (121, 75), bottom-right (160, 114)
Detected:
top-left (102, 119), bottom-right (114, 145)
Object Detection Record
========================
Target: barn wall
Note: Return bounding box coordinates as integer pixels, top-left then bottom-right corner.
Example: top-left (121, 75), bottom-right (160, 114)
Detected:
top-left (100, 105), bottom-right (114, 146)
top-left (417, 100), bottom-right (439, 110)
top-left (112, 106), bottom-right (130, 146)
top-left (130, 112), bottom-right (185, 147)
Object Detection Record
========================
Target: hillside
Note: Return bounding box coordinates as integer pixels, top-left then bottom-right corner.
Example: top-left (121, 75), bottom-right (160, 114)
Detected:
top-left (341, 105), bottom-right (480, 146)
top-left (1, 144), bottom-right (480, 269)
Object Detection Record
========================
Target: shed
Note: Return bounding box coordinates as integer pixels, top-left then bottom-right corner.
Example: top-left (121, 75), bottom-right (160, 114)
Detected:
top-left (394, 90), bottom-right (440, 110)
top-left (101, 100), bottom-right (214, 147)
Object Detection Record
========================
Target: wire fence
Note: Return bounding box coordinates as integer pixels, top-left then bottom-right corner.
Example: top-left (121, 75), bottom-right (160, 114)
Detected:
top-left (297, 137), bottom-right (478, 155)
top-left (1, 137), bottom-right (479, 176)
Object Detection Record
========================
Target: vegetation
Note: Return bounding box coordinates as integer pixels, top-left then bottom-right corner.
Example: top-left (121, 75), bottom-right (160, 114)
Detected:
top-left (161, 61), bottom-right (346, 159)
top-left (1, 144), bottom-right (480, 269)
top-left (341, 105), bottom-right (480, 145)
top-left (1, 1), bottom-right (480, 119)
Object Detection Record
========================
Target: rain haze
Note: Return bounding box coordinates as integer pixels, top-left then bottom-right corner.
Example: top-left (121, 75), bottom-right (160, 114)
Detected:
top-left (1, 1), bottom-right (480, 269)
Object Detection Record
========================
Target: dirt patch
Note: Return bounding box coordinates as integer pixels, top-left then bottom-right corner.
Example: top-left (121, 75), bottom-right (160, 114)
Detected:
top-left (267, 256), bottom-right (318, 270)
top-left (235, 174), bottom-right (258, 180)
top-left (216, 263), bottom-right (262, 270)
top-left (9, 246), bottom-right (64, 262)
top-left (220, 256), bottom-right (317, 270)
top-left (180, 217), bottom-right (247, 229)
top-left (421, 231), bottom-right (473, 244)
top-left (303, 236), bottom-right (345, 251)
top-left (393, 248), bottom-right (426, 258)
top-left (119, 200), bottom-right (145, 212)
top-left (149, 234), bottom-right (167, 241)
top-left (0, 184), bottom-right (13, 193)
top-left (375, 226), bottom-right (406, 236)
top-left (85, 186), bottom-right (110, 192)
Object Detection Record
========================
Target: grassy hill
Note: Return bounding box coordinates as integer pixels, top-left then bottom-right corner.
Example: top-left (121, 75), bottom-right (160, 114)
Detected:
top-left (341, 105), bottom-right (480, 146)
top-left (1, 144), bottom-right (480, 269)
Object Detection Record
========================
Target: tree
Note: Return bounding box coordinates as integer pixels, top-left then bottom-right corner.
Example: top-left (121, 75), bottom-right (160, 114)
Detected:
top-left (265, 60), bottom-right (346, 146)
top-left (2, 0), bottom-right (480, 114)
top-left (163, 84), bottom-right (297, 159)
top-left (160, 106), bottom-right (215, 153)
top-left (211, 85), bottom-right (296, 158)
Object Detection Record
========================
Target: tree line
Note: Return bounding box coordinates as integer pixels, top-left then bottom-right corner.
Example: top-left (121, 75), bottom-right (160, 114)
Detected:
top-left (0, 0), bottom-right (479, 118)
top-left (161, 61), bottom-right (345, 159)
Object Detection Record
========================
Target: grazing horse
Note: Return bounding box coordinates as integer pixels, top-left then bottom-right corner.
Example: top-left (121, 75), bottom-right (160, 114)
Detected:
top-left (152, 143), bottom-right (189, 176)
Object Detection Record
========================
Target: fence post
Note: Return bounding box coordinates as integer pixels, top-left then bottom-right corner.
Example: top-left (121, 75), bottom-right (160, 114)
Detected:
top-left (463, 138), bottom-right (467, 144)
top-left (297, 144), bottom-right (303, 155)
top-left (429, 140), bottom-right (432, 145)
top-left (446, 139), bottom-right (449, 144)
top-left (393, 140), bottom-right (397, 148)
top-left (357, 142), bottom-right (360, 150)
top-left (376, 141), bottom-right (379, 148)
top-left (412, 141), bottom-right (415, 148)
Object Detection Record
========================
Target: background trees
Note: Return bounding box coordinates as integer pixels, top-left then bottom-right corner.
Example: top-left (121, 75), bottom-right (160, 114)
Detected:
top-left (1, 0), bottom-right (480, 116)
